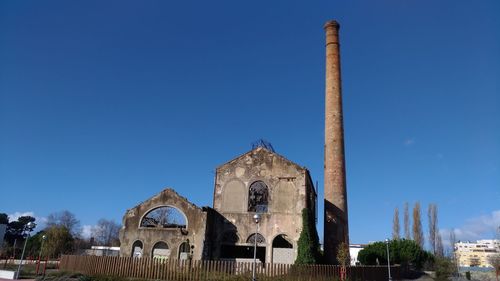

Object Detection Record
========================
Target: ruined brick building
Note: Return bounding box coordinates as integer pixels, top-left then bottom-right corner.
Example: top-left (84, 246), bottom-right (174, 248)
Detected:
top-left (119, 19), bottom-right (349, 264)
top-left (119, 146), bottom-right (317, 264)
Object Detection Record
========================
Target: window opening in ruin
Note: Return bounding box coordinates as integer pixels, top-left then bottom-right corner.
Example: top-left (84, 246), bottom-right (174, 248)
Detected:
top-left (247, 233), bottom-right (266, 245)
top-left (140, 206), bottom-right (187, 229)
top-left (179, 241), bottom-right (190, 260)
top-left (248, 181), bottom-right (268, 212)
top-left (131, 240), bottom-right (143, 258)
top-left (272, 235), bottom-right (292, 248)
top-left (152, 241), bottom-right (170, 259)
top-left (272, 234), bottom-right (293, 264)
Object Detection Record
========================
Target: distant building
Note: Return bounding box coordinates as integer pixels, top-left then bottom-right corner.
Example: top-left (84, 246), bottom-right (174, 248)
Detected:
top-left (455, 239), bottom-right (499, 268)
top-left (349, 244), bottom-right (365, 265)
top-left (84, 246), bottom-right (121, 257)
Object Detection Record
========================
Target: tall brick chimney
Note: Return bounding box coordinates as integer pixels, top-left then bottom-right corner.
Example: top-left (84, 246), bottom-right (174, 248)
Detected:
top-left (323, 20), bottom-right (349, 264)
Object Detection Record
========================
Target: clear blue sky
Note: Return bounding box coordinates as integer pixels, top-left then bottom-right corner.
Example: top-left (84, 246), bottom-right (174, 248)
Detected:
top-left (1, 0), bottom-right (499, 247)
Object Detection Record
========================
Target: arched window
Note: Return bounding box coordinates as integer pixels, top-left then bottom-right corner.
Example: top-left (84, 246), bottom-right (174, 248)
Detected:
top-left (140, 206), bottom-right (187, 229)
top-left (131, 240), bottom-right (143, 258)
top-left (179, 241), bottom-right (191, 260)
top-left (248, 181), bottom-right (268, 212)
top-left (247, 233), bottom-right (266, 245)
top-left (152, 241), bottom-right (170, 259)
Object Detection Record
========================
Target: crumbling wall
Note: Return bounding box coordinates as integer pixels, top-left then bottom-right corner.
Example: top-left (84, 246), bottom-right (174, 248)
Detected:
top-left (119, 188), bottom-right (208, 260)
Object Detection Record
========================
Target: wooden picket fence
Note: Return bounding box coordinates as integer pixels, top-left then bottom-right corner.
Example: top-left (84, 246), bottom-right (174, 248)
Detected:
top-left (60, 255), bottom-right (402, 281)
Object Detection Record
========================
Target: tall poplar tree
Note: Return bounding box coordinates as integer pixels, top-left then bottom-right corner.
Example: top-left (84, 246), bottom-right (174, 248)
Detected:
top-left (436, 231), bottom-right (444, 257)
top-left (449, 229), bottom-right (457, 254)
top-left (428, 204), bottom-right (437, 254)
top-left (412, 202), bottom-right (424, 248)
top-left (392, 207), bottom-right (400, 239)
top-left (404, 202), bottom-right (410, 239)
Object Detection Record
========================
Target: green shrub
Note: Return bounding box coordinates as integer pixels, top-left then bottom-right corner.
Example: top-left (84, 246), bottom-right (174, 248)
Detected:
top-left (434, 257), bottom-right (454, 281)
top-left (357, 239), bottom-right (432, 270)
top-left (465, 271), bottom-right (471, 280)
top-left (295, 209), bottom-right (321, 264)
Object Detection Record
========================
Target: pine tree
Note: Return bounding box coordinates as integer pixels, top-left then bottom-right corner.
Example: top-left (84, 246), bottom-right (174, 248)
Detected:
top-left (295, 208), bottom-right (320, 264)
top-left (412, 202), bottom-right (424, 248)
top-left (392, 207), bottom-right (400, 239)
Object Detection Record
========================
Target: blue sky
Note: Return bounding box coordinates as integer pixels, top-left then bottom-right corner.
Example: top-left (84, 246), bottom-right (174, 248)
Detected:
top-left (1, 0), bottom-right (499, 247)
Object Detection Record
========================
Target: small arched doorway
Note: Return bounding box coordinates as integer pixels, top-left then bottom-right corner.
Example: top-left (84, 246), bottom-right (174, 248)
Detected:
top-left (131, 240), bottom-right (143, 258)
top-left (272, 234), bottom-right (293, 264)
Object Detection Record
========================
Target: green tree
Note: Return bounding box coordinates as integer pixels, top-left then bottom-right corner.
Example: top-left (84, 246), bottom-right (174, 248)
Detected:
top-left (357, 239), bottom-right (432, 270)
top-left (434, 257), bottom-right (454, 281)
top-left (43, 226), bottom-right (74, 258)
top-left (24, 231), bottom-right (50, 258)
top-left (0, 213), bottom-right (8, 224)
top-left (295, 209), bottom-right (321, 264)
top-left (4, 216), bottom-right (36, 247)
top-left (336, 241), bottom-right (350, 266)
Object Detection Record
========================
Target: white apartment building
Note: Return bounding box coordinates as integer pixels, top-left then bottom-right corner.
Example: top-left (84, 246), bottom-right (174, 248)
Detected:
top-left (455, 239), bottom-right (499, 268)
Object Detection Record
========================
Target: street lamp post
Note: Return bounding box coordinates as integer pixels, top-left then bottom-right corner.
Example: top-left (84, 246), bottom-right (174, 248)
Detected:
top-left (252, 213), bottom-right (261, 281)
top-left (16, 222), bottom-right (36, 279)
top-left (385, 238), bottom-right (392, 281)
top-left (38, 234), bottom-right (47, 261)
top-left (36, 234), bottom-right (47, 275)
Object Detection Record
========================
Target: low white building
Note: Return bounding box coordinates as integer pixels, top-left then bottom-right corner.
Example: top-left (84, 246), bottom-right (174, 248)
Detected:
top-left (84, 246), bottom-right (121, 257)
top-left (349, 244), bottom-right (366, 266)
top-left (455, 239), bottom-right (499, 268)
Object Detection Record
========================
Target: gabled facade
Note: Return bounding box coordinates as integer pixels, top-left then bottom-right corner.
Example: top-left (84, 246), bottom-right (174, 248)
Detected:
top-left (210, 147), bottom-right (317, 264)
top-left (119, 147), bottom-right (317, 264)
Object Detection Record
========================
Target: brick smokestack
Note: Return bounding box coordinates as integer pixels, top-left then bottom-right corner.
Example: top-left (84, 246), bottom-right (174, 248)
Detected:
top-left (323, 20), bottom-right (349, 264)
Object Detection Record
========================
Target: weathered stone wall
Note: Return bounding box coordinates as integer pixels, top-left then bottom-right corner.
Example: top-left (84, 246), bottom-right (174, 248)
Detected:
top-left (119, 188), bottom-right (209, 260)
top-left (212, 147), bottom-right (316, 263)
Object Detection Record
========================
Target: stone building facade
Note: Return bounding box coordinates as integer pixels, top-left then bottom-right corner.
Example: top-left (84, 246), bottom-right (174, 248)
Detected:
top-left (119, 188), bottom-right (210, 260)
top-left (119, 147), bottom-right (317, 264)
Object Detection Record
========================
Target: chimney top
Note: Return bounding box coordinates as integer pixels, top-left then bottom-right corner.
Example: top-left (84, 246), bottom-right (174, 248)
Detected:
top-left (324, 20), bottom-right (340, 30)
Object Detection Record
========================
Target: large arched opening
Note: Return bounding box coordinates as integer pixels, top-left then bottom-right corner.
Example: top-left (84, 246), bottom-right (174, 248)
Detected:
top-left (272, 234), bottom-right (293, 264)
top-left (151, 241), bottom-right (170, 259)
top-left (140, 206), bottom-right (187, 229)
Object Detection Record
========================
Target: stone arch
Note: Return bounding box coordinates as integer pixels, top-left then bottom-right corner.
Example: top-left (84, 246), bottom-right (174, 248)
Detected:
top-left (246, 233), bottom-right (266, 245)
top-left (151, 241), bottom-right (170, 259)
top-left (221, 179), bottom-right (246, 212)
top-left (272, 234), bottom-right (294, 264)
top-left (131, 240), bottom-right (143, 258)
top-left (248, 180), bottom-right (269, 213)
top-left (140, 205), bottom-right (188, 229)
